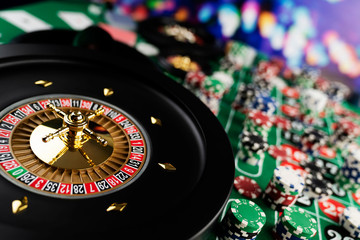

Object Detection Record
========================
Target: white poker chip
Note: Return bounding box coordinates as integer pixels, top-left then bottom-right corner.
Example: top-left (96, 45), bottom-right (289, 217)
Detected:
top-left (135, 42), bottom-right (159, 56)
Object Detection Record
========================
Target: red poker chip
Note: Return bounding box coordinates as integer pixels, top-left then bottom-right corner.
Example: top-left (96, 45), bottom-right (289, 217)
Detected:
top-left (268, 145), bottom-right (292, 162)
top-left (281, 104), bottom-right (300, 118)
top-left (339, 118), bottom-right (360, 136)
top-left (271, 115), bottom-right (291, 131)
top-left (185, 71), bottom-right (206, 88)
top-left (234, 176), bottom-right (262, 199)
top-left (281, 87), bottom-right (299, 99)
top-left (319, 146), bottom-right (336, 159)
top-left (280, 161), bottom-right (307, 177)
top-left (248, 110), bottom-right (272, 128)
top-left (264, 182), bottom-right (297, 205)
top-left (282, 144), bottom-right (308, 163)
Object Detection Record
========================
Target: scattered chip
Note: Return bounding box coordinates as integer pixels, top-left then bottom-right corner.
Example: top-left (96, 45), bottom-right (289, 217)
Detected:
top-left (233, 176), bottom-right (262, 199)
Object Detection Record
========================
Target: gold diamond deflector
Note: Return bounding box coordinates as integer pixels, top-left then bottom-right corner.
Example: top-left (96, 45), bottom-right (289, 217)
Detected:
top-left (106, 202), bottom-right (127, 212)
top-left (103, 88), bottom-right (114, 97)
top-left (158, 163), bottom-right (176, 171)
top-left (150, 116), bottom-right (162, 126)
top-left (12, 196), bottom-right (28, 214)
top-left (35, 80), bottom-right (53, 87)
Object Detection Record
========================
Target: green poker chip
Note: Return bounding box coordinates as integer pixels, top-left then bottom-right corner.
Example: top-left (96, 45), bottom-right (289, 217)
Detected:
top-left (230, 199), bottom-right (266, 233)
top-left (281, 206), bottom-right (318, 238)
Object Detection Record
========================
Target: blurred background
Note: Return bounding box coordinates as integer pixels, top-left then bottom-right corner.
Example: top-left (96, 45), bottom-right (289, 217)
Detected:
top-left (3, 0), bottom-right (360, 102)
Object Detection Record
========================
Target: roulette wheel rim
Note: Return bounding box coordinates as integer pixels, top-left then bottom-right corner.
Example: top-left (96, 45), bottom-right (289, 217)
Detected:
top-left (0, 44), bottom-right (234, 239)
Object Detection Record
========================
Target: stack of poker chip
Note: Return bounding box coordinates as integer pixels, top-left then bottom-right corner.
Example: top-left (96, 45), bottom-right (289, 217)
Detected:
top-left (273, 206), bottom-right (317, 240)
top-left (330, 118), bottom-right (360, 149)
top-left (200, 75), bottom-right (227, 99)
top-left (251, 92), bottom-right (277, 116)
top-left (326, 81), bottom-right (351, 103)
top-left (339, 206), bottom-right (360, 239)
top-left (299, 88), bottom-right (328, 122)
top-left (263, 166), bottom-right (305, 211)
top-left (254, 60), bottom-right (281, 81)
top-left (225, 40), bottom-right (257, 69)
top-left (337, 149), bottom-right (360, 192)
top-left (294, 66), bottom-right (319, 89)
top-left (198, 92), bottom-right (221, 115)
top-left (243, 110), bottom-right (273, 139)
top-left (303, 172), bottom-right (333, 201)
top-left (232, 83), bottom-right (257, 111)
top-left (218, 199), bottom-right (266, 240)
top-left (184, 70), bottom-right (206, 90)
top-left (300, 128), bottom-right (328, 155)
top-left (238, 130), bottom-right (269, 166)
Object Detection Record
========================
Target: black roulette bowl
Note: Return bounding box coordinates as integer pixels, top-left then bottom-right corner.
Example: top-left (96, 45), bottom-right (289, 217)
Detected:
top-left (0, 42), bottom-right (234, 240)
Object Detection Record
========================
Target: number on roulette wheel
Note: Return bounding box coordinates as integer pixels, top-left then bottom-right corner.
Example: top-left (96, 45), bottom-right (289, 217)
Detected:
top-left (0, 29), bottom-right (234, 240)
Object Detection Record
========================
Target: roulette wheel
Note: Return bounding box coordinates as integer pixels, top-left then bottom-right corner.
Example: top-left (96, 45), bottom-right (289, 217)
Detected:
top-left (0, 29), bottom-right (234, 239)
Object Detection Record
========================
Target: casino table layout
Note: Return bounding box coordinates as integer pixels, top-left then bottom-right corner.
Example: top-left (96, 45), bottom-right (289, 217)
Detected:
top-left (0, 1), bottom-right (359, 240)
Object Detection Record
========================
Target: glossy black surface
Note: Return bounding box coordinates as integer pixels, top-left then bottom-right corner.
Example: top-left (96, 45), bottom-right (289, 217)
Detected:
top-left (0, 43), bottom-right (234, 239)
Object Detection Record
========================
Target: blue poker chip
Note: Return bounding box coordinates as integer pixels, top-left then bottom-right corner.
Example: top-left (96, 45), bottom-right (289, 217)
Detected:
top-left (251, 93), bottom-right (277, 115)
top-left (275, 221), bottom-right (307, 240)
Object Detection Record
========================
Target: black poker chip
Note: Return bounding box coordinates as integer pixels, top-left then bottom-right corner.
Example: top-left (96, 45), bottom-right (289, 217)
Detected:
top-left (301, 128), bottom-right (328, 146)
top-left (232, 83), bottom-right (258, 110)
top-left (137, 17), bottom-right (223, 58)
top-left (303, 173), bottom-right (333, 200)
top-left (300, 159), bottom-right (327, 175)
top-left (240, 131), bottom-right (269, 153)
top-left (282, 130), bottom-right (302, 146)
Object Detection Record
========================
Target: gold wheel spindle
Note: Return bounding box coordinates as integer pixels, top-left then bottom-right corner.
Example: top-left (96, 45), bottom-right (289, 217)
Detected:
top-left (87, 107), bottom-right (104, 120)
top-left (78, 147), bottom-right (96, 167)
top-left (48, 146), bottom-right (69, 165)
top-left (42, 126), bottom-right (69, 143)
top-left (83, 127), bottom-right (108, 146)
top-left (47, 103), bottom-right (67, 119)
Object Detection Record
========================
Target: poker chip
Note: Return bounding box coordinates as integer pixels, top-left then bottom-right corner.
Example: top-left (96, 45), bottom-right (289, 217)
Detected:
top-left (248, 110), bottom-right (273, 128)
top-left (255, 60), bottom-right (280, 80)
top-left (268, 145), bottom-right (292, 162)
top-left (281, 104), bottom-right (300, 118)
top-left (273, 166), bottom-right (305, 195)
top-left (326, 81), bottom-right (351, 102)
top-left (318, 146), bottom-right (337, 159)
top-left (252, 93), bottom-right (277, 115)
top-left (300, 88), bottom-right (328, 115)
top-left (234, 176), bottom-right (262, 199)
top-left (230, 199), bottom-right (266, 233)
top-left (232, 83), bottom-right (257, 110)
top-left (339, 206), bottom-right (360, 238)
top-left (225, 40), bottom-right (257, 68)
top-left (303, 173), bottom-right (333, 200)
top-left (185, 70), bottom-right (206, 88)
top-left (272, 115), bottom-right (291, 131)
top-left (263, 182), bottom-right (298, 209)
top-left (210, 71), bottom-right (234, 91)
top-left (282, 130), bottom-right (302, 147)
top-left (281, 206), bottom-right (318, 239)
top-left (240, 130), bottom-right (269, 154)
top-left (299, 159), bottom-right (327, 175)
top-left (339, 118), bottom-right (360, 137)
top-left (301, 128), bottom-right (328, 153)
top-left (200, 75), bottom-right (227, 99)
top-left (282, 87), bottom-right (300, 99)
